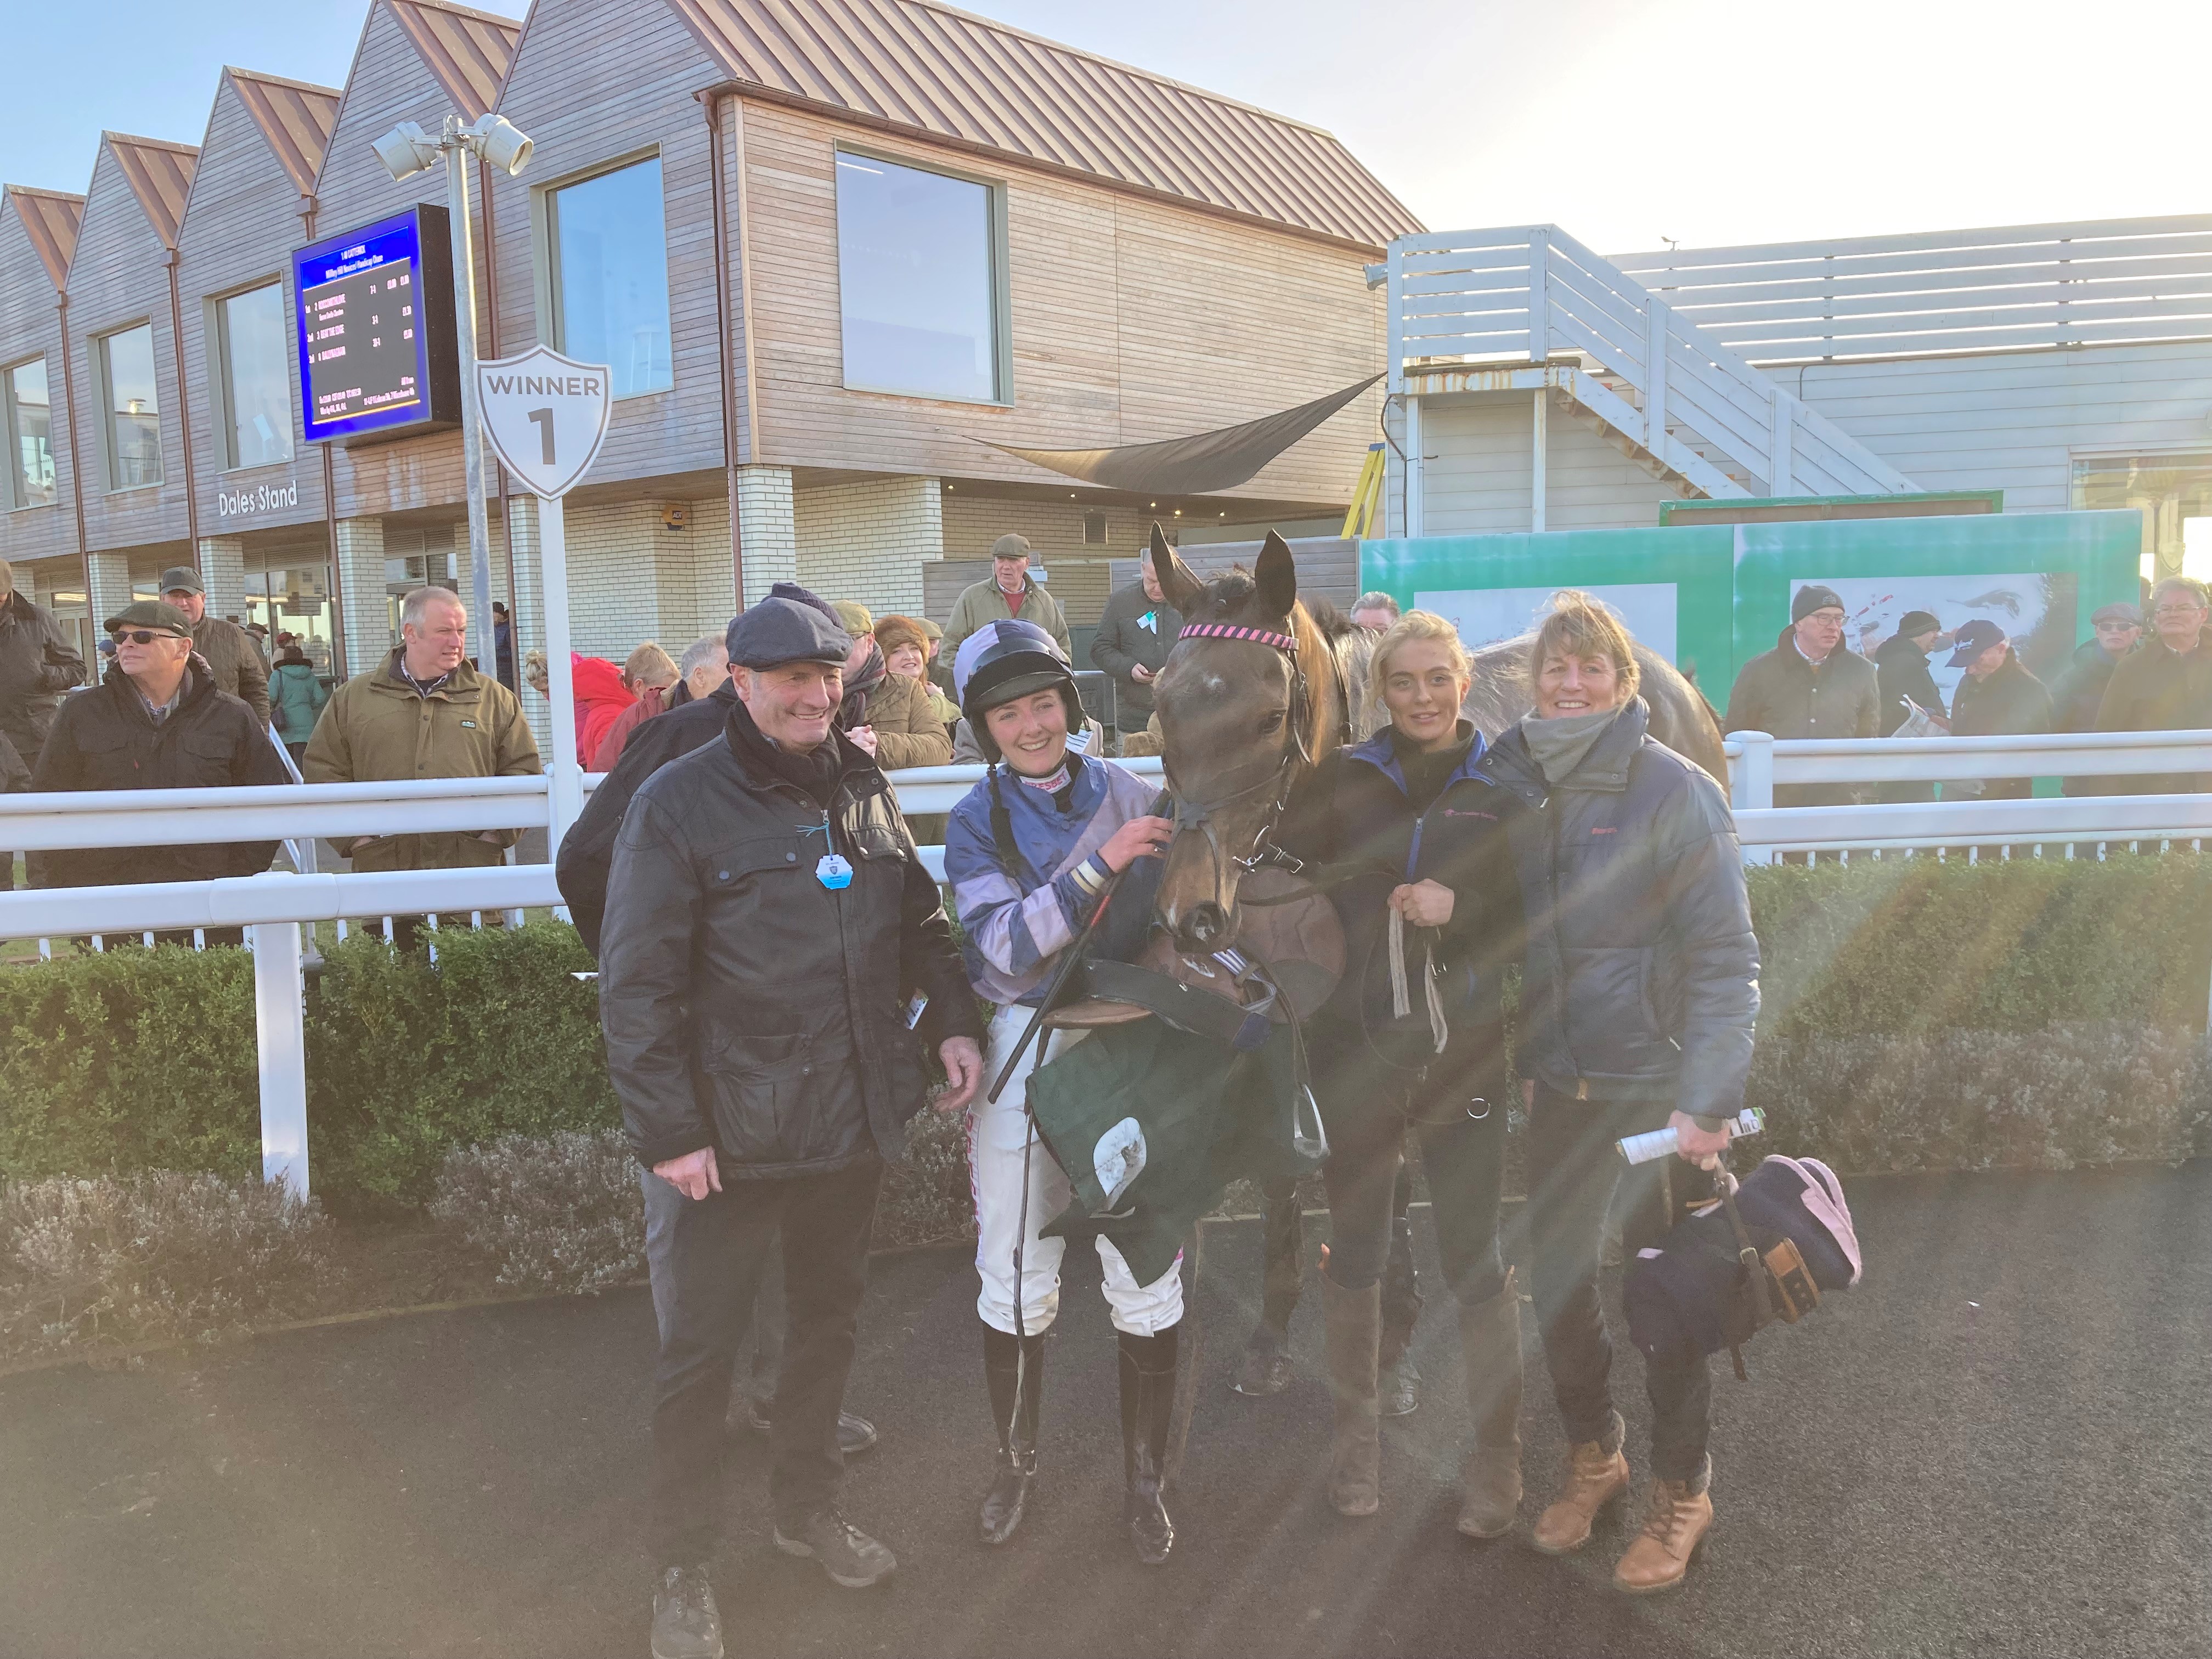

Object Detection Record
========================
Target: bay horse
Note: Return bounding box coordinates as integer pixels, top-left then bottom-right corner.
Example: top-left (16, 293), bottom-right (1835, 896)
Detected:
top-left (1149, 527), bottom-right (1728, 952)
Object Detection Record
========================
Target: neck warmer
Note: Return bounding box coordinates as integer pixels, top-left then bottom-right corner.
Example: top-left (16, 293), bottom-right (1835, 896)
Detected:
top-left (1391, 726), bottom-right (1474, 814)
top-left (726, 689), bottom-right (844, 808)
top-left (837, 640), bottom-right (888, 729)
top-left (1519, 705), bottom-right (1623, 784)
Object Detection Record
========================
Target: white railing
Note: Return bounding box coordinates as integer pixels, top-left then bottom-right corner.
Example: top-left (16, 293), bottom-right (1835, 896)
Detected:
top-left (1612, 213), bottom-right (2212, 366)
top-left (1381, 224), bottom-right (1921, 500)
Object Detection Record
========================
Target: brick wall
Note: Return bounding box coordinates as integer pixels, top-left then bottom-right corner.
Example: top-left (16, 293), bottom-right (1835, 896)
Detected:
top-left (793, 473), bottom-right (944, 619)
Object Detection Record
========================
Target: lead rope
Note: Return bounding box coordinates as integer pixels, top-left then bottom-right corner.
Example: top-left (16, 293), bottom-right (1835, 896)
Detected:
top-left (1387, 905), bottom-right (1449, 1056)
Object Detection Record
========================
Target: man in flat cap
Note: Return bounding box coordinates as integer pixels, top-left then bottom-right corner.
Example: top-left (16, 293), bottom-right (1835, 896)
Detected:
top-left (30, 601), bottom-right (289, 930)
top-left (159, 566), bottom-right (269, 730)
top-left (942, 533), bottom-right (1071, 662)
top-left (600, 584), bottom-right (984, 1659)
top-left (1723, 582), bottom-right (1880, 806)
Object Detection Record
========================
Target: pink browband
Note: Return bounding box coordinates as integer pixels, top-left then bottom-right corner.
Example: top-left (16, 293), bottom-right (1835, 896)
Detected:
top-left (1178, 621), bottom-right (1299, 656)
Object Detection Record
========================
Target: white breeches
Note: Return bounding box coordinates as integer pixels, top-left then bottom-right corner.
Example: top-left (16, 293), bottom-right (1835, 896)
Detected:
top-left (969, 1004), bottom-right (1184, 1338)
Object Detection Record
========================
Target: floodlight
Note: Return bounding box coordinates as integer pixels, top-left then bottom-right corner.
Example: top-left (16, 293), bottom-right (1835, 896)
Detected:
top-left (373, 121), bottom-right (439, 183)
top-left (467, 115), bottom-right (534, 177)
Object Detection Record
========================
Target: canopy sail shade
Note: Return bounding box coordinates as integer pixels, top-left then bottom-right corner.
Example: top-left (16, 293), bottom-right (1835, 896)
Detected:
top-left (986, 375), bottom-right (1382, 496)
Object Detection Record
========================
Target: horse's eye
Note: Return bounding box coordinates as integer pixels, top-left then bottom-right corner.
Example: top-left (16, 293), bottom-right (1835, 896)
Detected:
top-left (1259, 710), bottom-right (1285, 735)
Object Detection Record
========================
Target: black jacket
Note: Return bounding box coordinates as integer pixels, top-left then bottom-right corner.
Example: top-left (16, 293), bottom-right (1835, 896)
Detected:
top-left (1949, 652), bottom-right (2052, 801)
top-left (0, 588), bottom-right (88, 764)
top-left (598, 703), bottom-right (981, 1176)
top-left (1872, 633), bottom-right (1946, 735)
top-left (556, 680), bottom-right (734, 954)
top-left (1089, 582), bottom-right (1182, 724)
top-left (2050, 638), bottom-right (2128, 736)
top-left (1481, 700), bottom-right (1759, 1127)
top-left (29, 656), bottom-right (291, 888)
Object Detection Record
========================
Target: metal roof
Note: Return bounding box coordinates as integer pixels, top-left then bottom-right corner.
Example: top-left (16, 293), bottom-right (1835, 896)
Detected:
top-left (227, 68), bottom-right (344, 198)
top-left (2, 185), bottom-right (86, 291)
top-left (663, 0), bottom-right (1421, 251)
top-left (103, 132), bottom-right (201, 252)
top-left (386, 0), bottom-right (523, 122)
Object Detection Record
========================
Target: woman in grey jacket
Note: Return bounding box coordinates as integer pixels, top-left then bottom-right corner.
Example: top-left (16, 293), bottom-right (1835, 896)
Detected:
top-left (1477, 592), bottom-right (1759, 1596)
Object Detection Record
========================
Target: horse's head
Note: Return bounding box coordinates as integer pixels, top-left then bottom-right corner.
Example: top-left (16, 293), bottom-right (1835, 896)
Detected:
top-left (1150, 525), bottom-right (1328, 954)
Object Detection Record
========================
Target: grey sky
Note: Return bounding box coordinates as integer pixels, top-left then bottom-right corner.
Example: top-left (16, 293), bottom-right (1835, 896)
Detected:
top-left (9, 0), bottom-right (2207, 255)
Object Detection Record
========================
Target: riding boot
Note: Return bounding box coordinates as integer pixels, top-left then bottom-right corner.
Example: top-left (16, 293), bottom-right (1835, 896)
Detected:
top-left (1319, 1274), bottom-right (1381, 1517)
top-left (1454, 1268), bottom-right (1525, 1538)
top-left (1234, 1183), bottom-right (1303, 1397)
top-left (979, 1325), bottom-right (1044, 1546)
top-left (1376, 1214), bottom-right (1424, 1418)
top-left (1118, 1325), bottom-right (1179, 1566)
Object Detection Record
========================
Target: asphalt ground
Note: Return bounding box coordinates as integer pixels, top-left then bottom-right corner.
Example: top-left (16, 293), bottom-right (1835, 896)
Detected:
top-left (3, 1166), bottom-right (2207, 1659)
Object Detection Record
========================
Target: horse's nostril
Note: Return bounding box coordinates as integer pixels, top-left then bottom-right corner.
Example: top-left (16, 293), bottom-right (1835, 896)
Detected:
top-left (1184, 902), bottom-right (1227, 946)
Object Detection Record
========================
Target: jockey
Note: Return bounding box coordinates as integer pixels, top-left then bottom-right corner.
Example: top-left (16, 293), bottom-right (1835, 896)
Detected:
top-left (941, 619), bottom-right (1184, 1564)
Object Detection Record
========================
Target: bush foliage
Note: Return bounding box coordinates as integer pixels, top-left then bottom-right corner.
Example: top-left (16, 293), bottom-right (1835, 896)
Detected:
top-left (429, 1130), bottom-right (643, 1293)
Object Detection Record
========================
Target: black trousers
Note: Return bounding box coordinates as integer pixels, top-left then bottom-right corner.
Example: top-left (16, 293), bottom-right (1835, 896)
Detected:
top-left (1524, 1087), bottom-right (1711, 1481)
top-left (1318, 1038), bottom-right (1509, 1308)
top-left (644, 1154), bottom-right (881, 1564)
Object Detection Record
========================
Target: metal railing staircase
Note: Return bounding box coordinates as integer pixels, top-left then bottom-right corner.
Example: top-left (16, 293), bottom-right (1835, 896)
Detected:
top-left (1373, 225), bottom-right (1922, 503)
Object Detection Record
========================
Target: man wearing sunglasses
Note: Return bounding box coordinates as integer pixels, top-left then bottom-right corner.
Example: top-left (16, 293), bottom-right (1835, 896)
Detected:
top-left (29, 601), bottom-right (290, 937)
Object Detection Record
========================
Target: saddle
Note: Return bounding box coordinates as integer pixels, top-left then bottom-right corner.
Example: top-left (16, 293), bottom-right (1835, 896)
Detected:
top-left (1042, 865), bottom-right (1345, 1049)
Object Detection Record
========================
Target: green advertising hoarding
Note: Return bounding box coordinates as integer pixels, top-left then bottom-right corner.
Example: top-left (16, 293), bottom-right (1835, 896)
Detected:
top-left (1360, 510), bottom-right (2140, 707)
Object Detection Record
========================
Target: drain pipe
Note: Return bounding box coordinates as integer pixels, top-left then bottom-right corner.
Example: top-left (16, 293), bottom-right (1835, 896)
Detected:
top-left (56, 293), bottom-right (94, 618)
top-left (698, 84), bottom-right (743, 606)
top-left (166, 250), bottom-right (201, 560)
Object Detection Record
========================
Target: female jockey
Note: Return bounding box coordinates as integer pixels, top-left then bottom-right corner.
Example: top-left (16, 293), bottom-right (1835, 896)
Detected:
top-left (940, 619), bottom-right (1185, 1564)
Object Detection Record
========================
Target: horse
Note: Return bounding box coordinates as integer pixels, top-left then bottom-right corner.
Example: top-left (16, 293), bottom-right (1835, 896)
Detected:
top-left (1148, 527), bottom-right (1727, 953)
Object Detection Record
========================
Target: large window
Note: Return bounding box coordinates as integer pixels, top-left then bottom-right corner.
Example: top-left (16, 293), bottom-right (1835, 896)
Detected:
top-left (836, 151), bottom-right (1005, 403)
top-left (4, 357), bottom-right (54, 509)
top-left (2073, 452), bottom-right (2212, 583)
top-left (99, 323), bottom-right (161, 490)
top-left (218, 281), bottom-right (294, 469)
top-left (547, 156), bottom-right (672, 400)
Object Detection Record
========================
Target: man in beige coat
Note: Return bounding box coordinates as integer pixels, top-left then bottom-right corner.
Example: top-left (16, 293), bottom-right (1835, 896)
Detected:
top-left (305, 588), bottom-right (539, 901)
top-left (941, 535), bottom-right (1071, 661)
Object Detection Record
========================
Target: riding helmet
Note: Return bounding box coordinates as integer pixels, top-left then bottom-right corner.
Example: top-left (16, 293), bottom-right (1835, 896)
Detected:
top-left (953, 619), bottom-right (1083, 761)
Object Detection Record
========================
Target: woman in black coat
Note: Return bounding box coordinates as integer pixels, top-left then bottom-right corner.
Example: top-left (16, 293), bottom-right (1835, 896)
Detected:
top-left (1272, 610), bottom-right (1526, 1537)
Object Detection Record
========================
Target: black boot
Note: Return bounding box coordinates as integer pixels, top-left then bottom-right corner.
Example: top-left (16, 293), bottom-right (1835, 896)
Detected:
top-left (1378, 1214), bottom-right (1425, 1418)
top-left (1234, 1181), bottom-right (1304, 1397)
top-left (1118, 1325), bottom-right (1179, 1566)
top-left (979, 1325), bottom-right (1043, 1546)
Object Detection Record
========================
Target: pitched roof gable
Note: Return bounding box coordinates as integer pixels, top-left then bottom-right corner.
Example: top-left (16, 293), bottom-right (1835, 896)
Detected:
top-left (104, 132), bottom-right (200, 251)
top-left (663, 0), bottom-right (1421, 251)
top-left (227, 67), bottom-right (344, 197)
top-left (385, 0), bottom-right (523, 122)
top-left (3, 185), bottom-right (86, 291)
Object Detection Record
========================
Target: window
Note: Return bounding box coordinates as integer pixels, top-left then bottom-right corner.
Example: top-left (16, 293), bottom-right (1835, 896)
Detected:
top-left (218, 282), bottom-right (294, 469)
top-left (99, 323), bottom-right (161, 490)
top-left (4, 357), bottom-right (55, 509)
top-left (836, 151), bottom-right (1005, 403)
top-left (546, 156), bottom-right (672, 400)
top-left (2072, 452), bottom-right (2212, 583)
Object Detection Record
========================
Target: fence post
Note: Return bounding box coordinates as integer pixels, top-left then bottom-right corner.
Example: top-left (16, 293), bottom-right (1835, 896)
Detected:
top-left (1735, 731), bottom-right (1775, 867)
top-left (251, 917), bottom-right (311, 1200)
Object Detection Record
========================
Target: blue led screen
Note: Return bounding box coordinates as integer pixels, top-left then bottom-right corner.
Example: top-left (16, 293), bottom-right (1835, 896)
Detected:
top-left (292, 208), bottom-right (445, 443)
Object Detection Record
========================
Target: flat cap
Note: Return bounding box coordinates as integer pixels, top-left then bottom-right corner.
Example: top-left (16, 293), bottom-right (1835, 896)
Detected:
top-left (2090, 601), bottom-right (2142, 627)
top-left (157, 565), bottom-right (205, 595)
top-left (726, 583), bottom-right (851, 669)
top-left (990, 533), bottom-right (1032, 561)
top-left (831, 600), bottom-right (874, 636)
top-left (915, 615), bottom-right (943, 640)
top-left (105, 600), bottom-right (193, 637)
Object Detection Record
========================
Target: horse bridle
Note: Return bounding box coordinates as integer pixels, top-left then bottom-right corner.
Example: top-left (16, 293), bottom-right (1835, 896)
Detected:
top-left (1165, 622), bottom-right (1314, 876)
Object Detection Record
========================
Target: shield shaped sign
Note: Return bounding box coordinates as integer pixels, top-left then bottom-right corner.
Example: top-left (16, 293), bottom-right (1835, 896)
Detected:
top-left (476, 346), bottom-right (613, 499)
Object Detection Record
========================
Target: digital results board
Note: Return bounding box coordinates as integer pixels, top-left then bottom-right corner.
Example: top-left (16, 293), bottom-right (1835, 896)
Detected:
top-left (291, 205), bottom-right (460, 444)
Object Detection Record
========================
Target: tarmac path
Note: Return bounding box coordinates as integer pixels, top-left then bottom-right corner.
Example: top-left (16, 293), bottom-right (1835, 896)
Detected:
top-left (3, 1166), bottom-right (2207, 1659)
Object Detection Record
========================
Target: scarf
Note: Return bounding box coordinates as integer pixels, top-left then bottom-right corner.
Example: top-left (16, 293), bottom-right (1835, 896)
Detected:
top-left (836, 640), bottom-right (888, 730)
top-left (1519, 706), bottom-right (1622, 784)
top-left (726, 689), bottom-right (844, 809)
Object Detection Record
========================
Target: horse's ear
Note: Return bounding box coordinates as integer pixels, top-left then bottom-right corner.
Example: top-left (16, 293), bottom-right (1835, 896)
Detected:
top-left (1256, 530), bottom-right (1297, 619)
top-left (1150, 523), bottom-right (1204, 614)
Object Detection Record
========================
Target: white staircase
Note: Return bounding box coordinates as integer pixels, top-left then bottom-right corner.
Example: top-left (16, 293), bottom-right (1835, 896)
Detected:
top-left (1374, 225), bottom-right (1922, 507)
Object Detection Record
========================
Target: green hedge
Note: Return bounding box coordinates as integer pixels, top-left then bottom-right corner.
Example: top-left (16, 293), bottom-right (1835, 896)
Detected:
top-left (3, 859), bottom-right (2208, 1204)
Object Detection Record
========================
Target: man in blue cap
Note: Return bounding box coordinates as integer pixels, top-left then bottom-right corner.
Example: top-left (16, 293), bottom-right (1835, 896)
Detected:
top-left (600, 584), bottom-right (985, 1659)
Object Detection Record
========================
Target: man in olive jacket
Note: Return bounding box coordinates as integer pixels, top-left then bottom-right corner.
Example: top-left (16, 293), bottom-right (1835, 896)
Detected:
top-left (303, 587), bottom-right (539, 873)
top-left (600, 589), bottom-right (983, 1656)
top-left (941, 534), bottom-right (1071, 660)
top-left (160, 567), bottom-right (269, 729)
top-left (1723, 584), bottom-right (1880, 806)
top-left (2096, 575), bottom-right (2212, 793)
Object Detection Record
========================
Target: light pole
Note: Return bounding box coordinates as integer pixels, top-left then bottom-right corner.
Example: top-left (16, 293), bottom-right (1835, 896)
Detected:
top-left (372, 114), bottom-right (533, 678)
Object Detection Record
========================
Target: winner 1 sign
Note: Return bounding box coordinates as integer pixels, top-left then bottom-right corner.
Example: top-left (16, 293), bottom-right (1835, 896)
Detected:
top-left (476, 346), bottom-right (612, 853)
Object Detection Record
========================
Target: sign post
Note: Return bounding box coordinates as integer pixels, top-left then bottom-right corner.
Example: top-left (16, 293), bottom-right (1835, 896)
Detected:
top-left (475, 345), bottom-right (612, 855)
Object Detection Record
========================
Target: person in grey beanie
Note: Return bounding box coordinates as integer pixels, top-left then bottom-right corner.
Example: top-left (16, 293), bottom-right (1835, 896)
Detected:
top-left (1722, 583), bottom-right (1880, 807)
top-left (600, 584), bottom-right (985, 1659)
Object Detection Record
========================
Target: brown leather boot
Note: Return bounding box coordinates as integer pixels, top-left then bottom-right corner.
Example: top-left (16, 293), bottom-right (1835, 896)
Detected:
top-left (1318, 1274), bottom-right (1381, 1517)
top-left (1531, 1412), bottom-right (1628, 1554)
top-left (1612, 1466), bottom-right (1713, 1594)
top-left (1455, 1268), bottom-right (1523, 1539)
